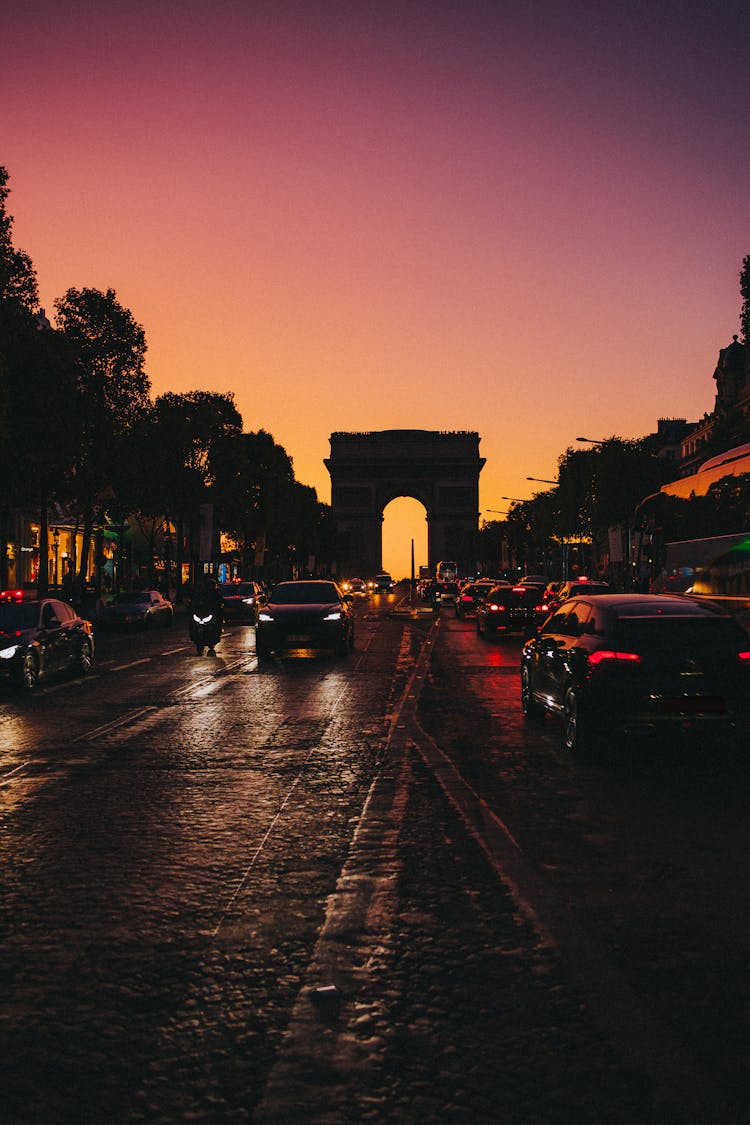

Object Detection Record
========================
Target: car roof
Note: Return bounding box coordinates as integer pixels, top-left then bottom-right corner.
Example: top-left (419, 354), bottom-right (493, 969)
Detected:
top-left (569, 593), bottom-right (717, 615)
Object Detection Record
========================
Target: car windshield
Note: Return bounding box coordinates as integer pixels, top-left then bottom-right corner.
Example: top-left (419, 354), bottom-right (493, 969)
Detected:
top-left (270, 582), bottom-right (341, 605)
top-left (0, 603), bottom-right (39, 631)
top-left (224, 584), bottom-right (255, 596)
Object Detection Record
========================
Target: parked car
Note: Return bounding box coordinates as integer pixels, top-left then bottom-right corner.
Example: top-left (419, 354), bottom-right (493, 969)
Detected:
top-left (256, 580), bottom-right (354, 658)
top-left (476, 584), bottom-right (547, 637)
top-left (520, 593), bottom-right (750, 753)
top-left (455, 581), bottom-right (495, 617)
top-left (220, 580), bottom-right (265, 623)
top-left (0, 598), bottom-right (94, 691)
top-left (99, 589), bottom-right (174, 629)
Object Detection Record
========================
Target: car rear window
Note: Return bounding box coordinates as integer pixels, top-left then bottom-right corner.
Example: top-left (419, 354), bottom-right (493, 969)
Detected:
top-left (614, 615), bottom-right (747, 653)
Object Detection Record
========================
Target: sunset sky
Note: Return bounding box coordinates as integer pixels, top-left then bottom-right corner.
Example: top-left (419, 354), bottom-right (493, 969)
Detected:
top-left (5, 0), bottom-right (748, 576)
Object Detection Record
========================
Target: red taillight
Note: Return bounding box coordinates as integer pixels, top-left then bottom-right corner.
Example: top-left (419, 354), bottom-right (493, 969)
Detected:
top-left (488, 602), bottom-right (504, 612)
top-left (738, 651), bottom-right (750, 663)
top-left (588, 650), bottom-right (642, 666)
top-left (461, 594), bottom-right (472, 603)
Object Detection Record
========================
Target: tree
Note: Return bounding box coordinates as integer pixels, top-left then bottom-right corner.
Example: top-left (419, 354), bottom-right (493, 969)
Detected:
top-left (0, 166), bottom-right (78, 591)
top-left (145, 391), bottom-right (243, 589)
top-left (0, 165), bottom-right (38, 319)
top-left (740, 254), bottom-right (750, 346)
top-left (54, 287), bottom-right (151, 588)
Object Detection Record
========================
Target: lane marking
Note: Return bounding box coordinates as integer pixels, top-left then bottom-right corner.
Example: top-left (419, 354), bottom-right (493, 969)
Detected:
top-left (1, 761), bottom-right (31, 784)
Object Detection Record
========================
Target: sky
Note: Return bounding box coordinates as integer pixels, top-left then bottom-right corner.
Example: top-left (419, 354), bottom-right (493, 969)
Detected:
top-left (4, 0), bottom-right (748, 577)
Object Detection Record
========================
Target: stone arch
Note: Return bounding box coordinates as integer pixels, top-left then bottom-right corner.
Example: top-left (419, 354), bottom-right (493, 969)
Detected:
top-left (325, 430), bottom-right (485, 576)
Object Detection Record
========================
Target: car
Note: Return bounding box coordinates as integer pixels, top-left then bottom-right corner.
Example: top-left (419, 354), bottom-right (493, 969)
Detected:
top-left (476, 584), bottom-right (547, 637)
top-left (342, 578), bottom-right (368, 598)
top-left (99, 589), bottom-right (174, 628)
top-left (434, 580), bottom-right (460, 606)
top-left (456, 581), bottom-right (495, 617)
top-left (520, 593), bottom-right (750, 754)
top-left (256, 579), bottom-right (354, 658)
top-left (0, 598), bottom-right (94, 691)
top-left (369, 573), bottom-right (395, 595)
top-left (0, 588), bottom-right (26, 603)
top-left (220, 580), bottom-right (265, 623)
top-left (545, 577), bottom-right (610, 614)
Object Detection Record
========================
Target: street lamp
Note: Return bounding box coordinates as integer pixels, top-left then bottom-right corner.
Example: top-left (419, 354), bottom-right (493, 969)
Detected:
top-left (576, 436), bottom-right (608, 444)
top-left (501, 496), bottom-right (525, 503)
top-left (484, 509), bottom-right (510, 516)
top-left (526, 477), bottom-right (556, 485)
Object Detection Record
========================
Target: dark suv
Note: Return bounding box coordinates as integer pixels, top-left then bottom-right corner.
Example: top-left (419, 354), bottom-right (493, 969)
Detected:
top-left (476, 584), bottom-right (547, 637)
top-left (520, 593), bottom-right (750, 753)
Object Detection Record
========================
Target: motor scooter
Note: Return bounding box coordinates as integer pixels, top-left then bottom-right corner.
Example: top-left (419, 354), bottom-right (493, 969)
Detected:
top-left (189, 610), bottom-right (222, 655)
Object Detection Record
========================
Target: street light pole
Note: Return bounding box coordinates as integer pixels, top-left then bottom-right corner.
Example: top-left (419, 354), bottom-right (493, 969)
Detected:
top-left (526, 477), bottom-right (556, 485)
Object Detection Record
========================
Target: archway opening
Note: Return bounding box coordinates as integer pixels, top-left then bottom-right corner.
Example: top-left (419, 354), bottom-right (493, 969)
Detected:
top-left (382, 497), bottom-right (428, 581)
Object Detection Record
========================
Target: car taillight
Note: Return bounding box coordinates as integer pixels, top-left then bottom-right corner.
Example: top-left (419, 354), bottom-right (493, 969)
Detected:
top-left (738, 651), bottom-right (750, 663)
top-left (588, 650), bottom-right (642, 666)
top-left (488, 603), bottom-right (504, 612)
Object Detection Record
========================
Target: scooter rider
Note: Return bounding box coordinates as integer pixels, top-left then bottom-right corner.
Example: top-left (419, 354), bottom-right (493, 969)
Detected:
top-left (191, 575), bottom-right (224, 654)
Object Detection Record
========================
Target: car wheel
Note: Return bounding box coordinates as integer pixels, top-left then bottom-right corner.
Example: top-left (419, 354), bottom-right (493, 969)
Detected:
top-left (77, 638), bottom-right (93, 676)
top-left (17, 651), bottom-right (39, 692)
top-left (563, 687), bottom-right (594, 753)
top-left (195, 642), bottom-right (204, 655)
top-left (521, 665), bottom-right (542, 719)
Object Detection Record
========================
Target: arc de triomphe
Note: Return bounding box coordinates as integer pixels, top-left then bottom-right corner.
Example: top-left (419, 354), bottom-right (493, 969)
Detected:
top-left (325, 430), bottom-right (485, 576)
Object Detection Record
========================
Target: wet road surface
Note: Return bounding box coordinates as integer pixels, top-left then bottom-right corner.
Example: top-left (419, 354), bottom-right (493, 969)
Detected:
top-left (1, 594), bottom-right (749, 1122)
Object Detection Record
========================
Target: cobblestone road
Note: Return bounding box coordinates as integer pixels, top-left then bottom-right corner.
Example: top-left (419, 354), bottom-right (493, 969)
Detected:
top-left (2, 599), bottom-right (749, 1123)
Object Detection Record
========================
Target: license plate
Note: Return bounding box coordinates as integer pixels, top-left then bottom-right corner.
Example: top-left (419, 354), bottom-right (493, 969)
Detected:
top-left (286, 634), bottom-right (311, 644)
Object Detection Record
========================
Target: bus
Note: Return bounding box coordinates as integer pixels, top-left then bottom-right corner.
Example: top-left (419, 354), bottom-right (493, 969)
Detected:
top-left (436, 560), bottom-right (458, 582)
top-left (635, 442), bottom-right (750, 624)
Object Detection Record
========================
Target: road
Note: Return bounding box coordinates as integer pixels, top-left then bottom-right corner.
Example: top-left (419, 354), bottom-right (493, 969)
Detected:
top-left (1, 592), bottom-right (749, 1123)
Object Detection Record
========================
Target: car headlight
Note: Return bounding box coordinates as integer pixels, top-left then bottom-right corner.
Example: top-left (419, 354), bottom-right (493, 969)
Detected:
top-left (0, 644), bottom-right (19, 660)
top-left (242, 597), bottom-right (255, 605)
top-left (258, 611), bottom-right (274, 623)
top-left (323, 611), bottom-right (342, 621)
